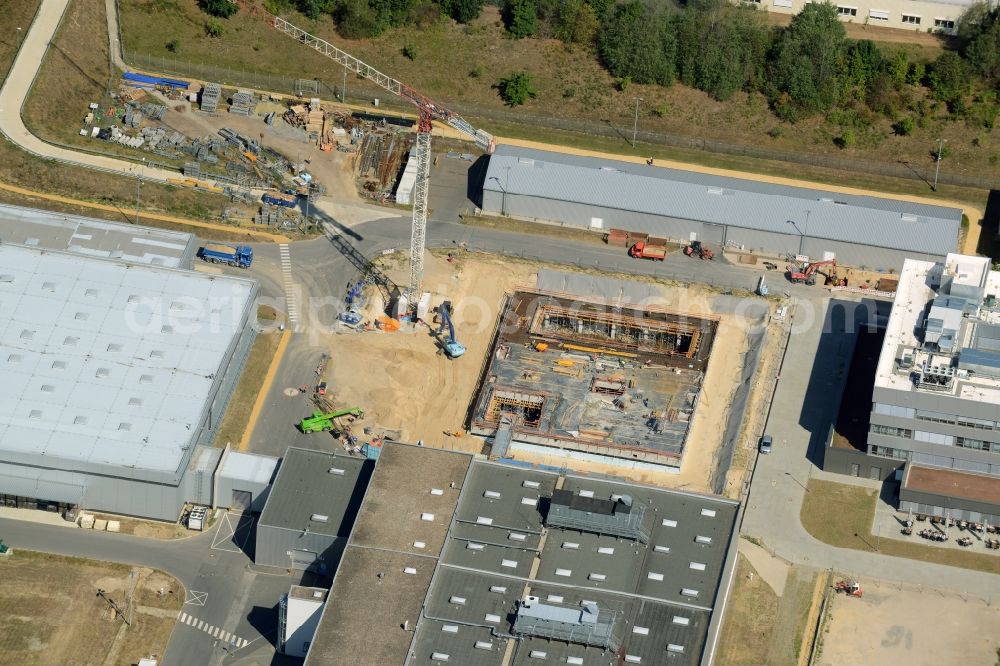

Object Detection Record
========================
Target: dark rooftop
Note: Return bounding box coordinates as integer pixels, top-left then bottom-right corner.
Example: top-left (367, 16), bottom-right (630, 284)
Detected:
top-left (350, 443), bottom-right (472, 555)
top-left (305, 450), bottom-right (739, 666)
top-left (257, 448), bottom-right (372, 538)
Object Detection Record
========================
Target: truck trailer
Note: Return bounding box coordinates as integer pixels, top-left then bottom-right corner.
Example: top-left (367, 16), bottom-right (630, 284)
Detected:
top-left (262, 191), bottom-right (298, 208)
top-left (197, 244), bottom-right (254, 268)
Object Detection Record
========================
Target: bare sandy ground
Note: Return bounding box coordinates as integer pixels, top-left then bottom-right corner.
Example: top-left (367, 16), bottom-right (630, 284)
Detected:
top-left (324, 252), bottom-right (534, 453)
top-left (819, 577), bottom-right (1000, 666)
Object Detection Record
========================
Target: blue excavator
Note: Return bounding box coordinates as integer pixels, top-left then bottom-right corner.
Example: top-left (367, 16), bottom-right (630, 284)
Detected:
top-left (437, 301), bottom-right (466, 359)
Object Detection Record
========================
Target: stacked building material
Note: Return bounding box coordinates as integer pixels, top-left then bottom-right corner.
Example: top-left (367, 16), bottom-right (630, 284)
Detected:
top-left (229, 89), bottom-right (256, 116)
top-left (139, 126), bottom-right (167, 149)
top-left (183, 162), bottom-right (201, 178)
top-left (123, 105), bottom-right (141, 128)
top-left (200, 83), bottom-right (222, 112)
top-left (306, 98), bottom-right (324, 137)
top-left (140, 102), bottom-right (166, 120)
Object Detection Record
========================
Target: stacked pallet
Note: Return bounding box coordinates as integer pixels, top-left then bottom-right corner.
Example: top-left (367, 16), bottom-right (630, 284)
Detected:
top-left (306, 98), bottom-right (324, 136)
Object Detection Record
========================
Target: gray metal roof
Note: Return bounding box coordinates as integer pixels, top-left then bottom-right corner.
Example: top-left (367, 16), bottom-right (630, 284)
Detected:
top-left (0, 203), bottom-right (195, 268)
top-left (258, 448), bottom-right (372, 537)
top-left (484, 145), bottom-right (961, 256)
top-left (0, 244), bottom-right (255, 482)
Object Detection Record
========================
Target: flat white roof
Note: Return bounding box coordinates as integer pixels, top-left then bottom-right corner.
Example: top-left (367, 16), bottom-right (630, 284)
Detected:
top-left (875, 254), bottom-right (1000, 405)
top-left (219, 451), bottom-right (278, 485)
top-left (0, 203), bottom-right (194, 268)
top-left (0, 244), bottom-right (255, 480)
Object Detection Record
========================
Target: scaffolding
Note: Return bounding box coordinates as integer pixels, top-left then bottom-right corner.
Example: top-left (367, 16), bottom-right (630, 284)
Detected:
top-left (485, 389), bottom-right (545, 428)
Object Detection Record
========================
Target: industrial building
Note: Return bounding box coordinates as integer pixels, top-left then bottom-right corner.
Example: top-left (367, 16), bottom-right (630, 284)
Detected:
top-left (215, 448), bottom-right (278, 513)
top-left (254, 448), bottom-right (373, 572)
top-left (0, 202), bottom-right (198, 267)
top-left (480, 145), bottom-right (962, 271)
top-left (278, 586), bottom-right (329, 658)
top-left (0, 208), bottom-right (263, 521)
top-left (748, 0), bottom-right (965, 36)
top-left (469, 285), bottom-right (717, 471)
top-left (306, 442), bottom-right (739, 666)
top-left (825, 253), bottom-right (1000, 520)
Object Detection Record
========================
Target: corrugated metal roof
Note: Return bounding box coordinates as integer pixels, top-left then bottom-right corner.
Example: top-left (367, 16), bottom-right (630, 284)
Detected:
top-left (484, 145), bottom-right (961, 255)
top-left (0, 244), bottom-right (255, 480)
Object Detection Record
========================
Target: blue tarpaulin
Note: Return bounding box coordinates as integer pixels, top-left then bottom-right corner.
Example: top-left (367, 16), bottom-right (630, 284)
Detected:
top-left (123, 72), bottom-right (189, 89)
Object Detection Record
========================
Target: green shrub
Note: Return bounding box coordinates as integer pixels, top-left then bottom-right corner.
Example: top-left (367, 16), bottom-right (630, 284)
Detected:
top-left (892, 117), bottom-right (914, 135)
top-left (204, 20), bottom-right (224, 37)
top-left (198, 0), bottom-right (237, 18)
top-left (497, 71), bottom-right (538, 106)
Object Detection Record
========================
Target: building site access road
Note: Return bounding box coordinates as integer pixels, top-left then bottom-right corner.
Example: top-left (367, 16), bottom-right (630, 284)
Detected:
top-left (0, 0), bottom-right (180, 183)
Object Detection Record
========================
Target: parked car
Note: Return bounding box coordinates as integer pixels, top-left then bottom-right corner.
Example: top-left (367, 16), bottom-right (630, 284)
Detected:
top-left (759, 434), bottom-right (773, 454)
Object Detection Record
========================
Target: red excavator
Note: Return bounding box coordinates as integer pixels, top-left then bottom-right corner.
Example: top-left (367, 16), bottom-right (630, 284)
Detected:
top-left (684, 241), bottom-right (714, 260)
top-left (787, 259), bottom-right (838, 286)
top-left (834, 579), bottom-right (862, 597)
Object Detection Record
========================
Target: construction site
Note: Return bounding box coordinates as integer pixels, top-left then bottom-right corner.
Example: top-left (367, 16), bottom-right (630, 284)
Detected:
top-left (321, 250), bottom-right (772, 494)
top-left (468, 290), bottom-right (718, 470)
top-left (71, 69), bottom-right (437, 232)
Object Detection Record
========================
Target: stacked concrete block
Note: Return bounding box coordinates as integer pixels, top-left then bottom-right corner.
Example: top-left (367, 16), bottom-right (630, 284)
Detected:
top-left (200, 82), bottom-right (222, 113)
top-left (229, 89), bottom-right (255, 116)
top-left (184, 162), bottom-right (201, 178)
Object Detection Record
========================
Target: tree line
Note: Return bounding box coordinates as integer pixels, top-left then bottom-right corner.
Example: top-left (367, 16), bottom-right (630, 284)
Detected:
top-left (202, 0), bottom-right (1000, 129)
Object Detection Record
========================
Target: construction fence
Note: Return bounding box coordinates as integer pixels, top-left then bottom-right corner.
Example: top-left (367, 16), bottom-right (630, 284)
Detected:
top-left (121, 50), bottom-right (999, 192)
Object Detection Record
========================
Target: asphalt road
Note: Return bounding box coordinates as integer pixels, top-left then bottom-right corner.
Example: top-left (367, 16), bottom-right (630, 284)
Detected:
top-left (741, 296), bottom-right (998, 596)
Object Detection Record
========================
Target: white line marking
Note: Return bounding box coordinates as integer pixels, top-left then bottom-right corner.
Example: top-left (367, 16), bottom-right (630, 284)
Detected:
top-left (221, 630), bottom-right (231, 642)
top-left (212, 627), bottom-right (221, 638)
top-left (197, 620), bottom-right (206, 630)
top-left (178, 612), bottom-right (186, 622)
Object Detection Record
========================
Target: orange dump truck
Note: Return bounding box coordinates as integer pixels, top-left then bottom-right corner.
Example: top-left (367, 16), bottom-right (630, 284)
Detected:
top-left (628, 237), bottom-right (668, 261)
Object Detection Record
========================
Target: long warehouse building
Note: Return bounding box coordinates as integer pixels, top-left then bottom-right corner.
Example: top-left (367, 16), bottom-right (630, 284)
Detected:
top-left (481, 145), bottom-right (963, 271)
top-left (0, 209), bottom-right (260, 521)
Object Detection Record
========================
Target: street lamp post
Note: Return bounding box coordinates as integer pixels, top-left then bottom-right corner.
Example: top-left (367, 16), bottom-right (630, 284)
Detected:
top-left (15, 27), bottom-right (22, 53)
top-left (489, 169), bottom-right (511, 217)
top-left (933, 138), bottom-right (947, 192)
top-left (632, 97), bottom-right (644, 148)
top-left (786, 211), bottom-right (809, 257)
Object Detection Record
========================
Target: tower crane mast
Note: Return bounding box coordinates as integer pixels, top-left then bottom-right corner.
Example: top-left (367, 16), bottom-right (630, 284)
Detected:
top-left (233, 3), bottom-right (494, 300)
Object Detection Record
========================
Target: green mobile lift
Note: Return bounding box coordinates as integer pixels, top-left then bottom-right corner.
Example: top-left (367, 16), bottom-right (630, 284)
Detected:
top-left (299, 407), bottom-right (364, 434)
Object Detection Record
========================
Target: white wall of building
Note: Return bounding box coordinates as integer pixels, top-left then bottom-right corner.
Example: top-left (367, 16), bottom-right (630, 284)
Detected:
top-left (743, 0), bottom-right (966, 34)
top-left (282, 594), bottom-right (326, 658)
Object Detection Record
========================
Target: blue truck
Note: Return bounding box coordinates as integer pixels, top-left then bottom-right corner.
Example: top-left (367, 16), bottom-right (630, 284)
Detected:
top-left (262, 191), bottom-right (298, 208)
top-left (197, 244), bottom-right (254, 268)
